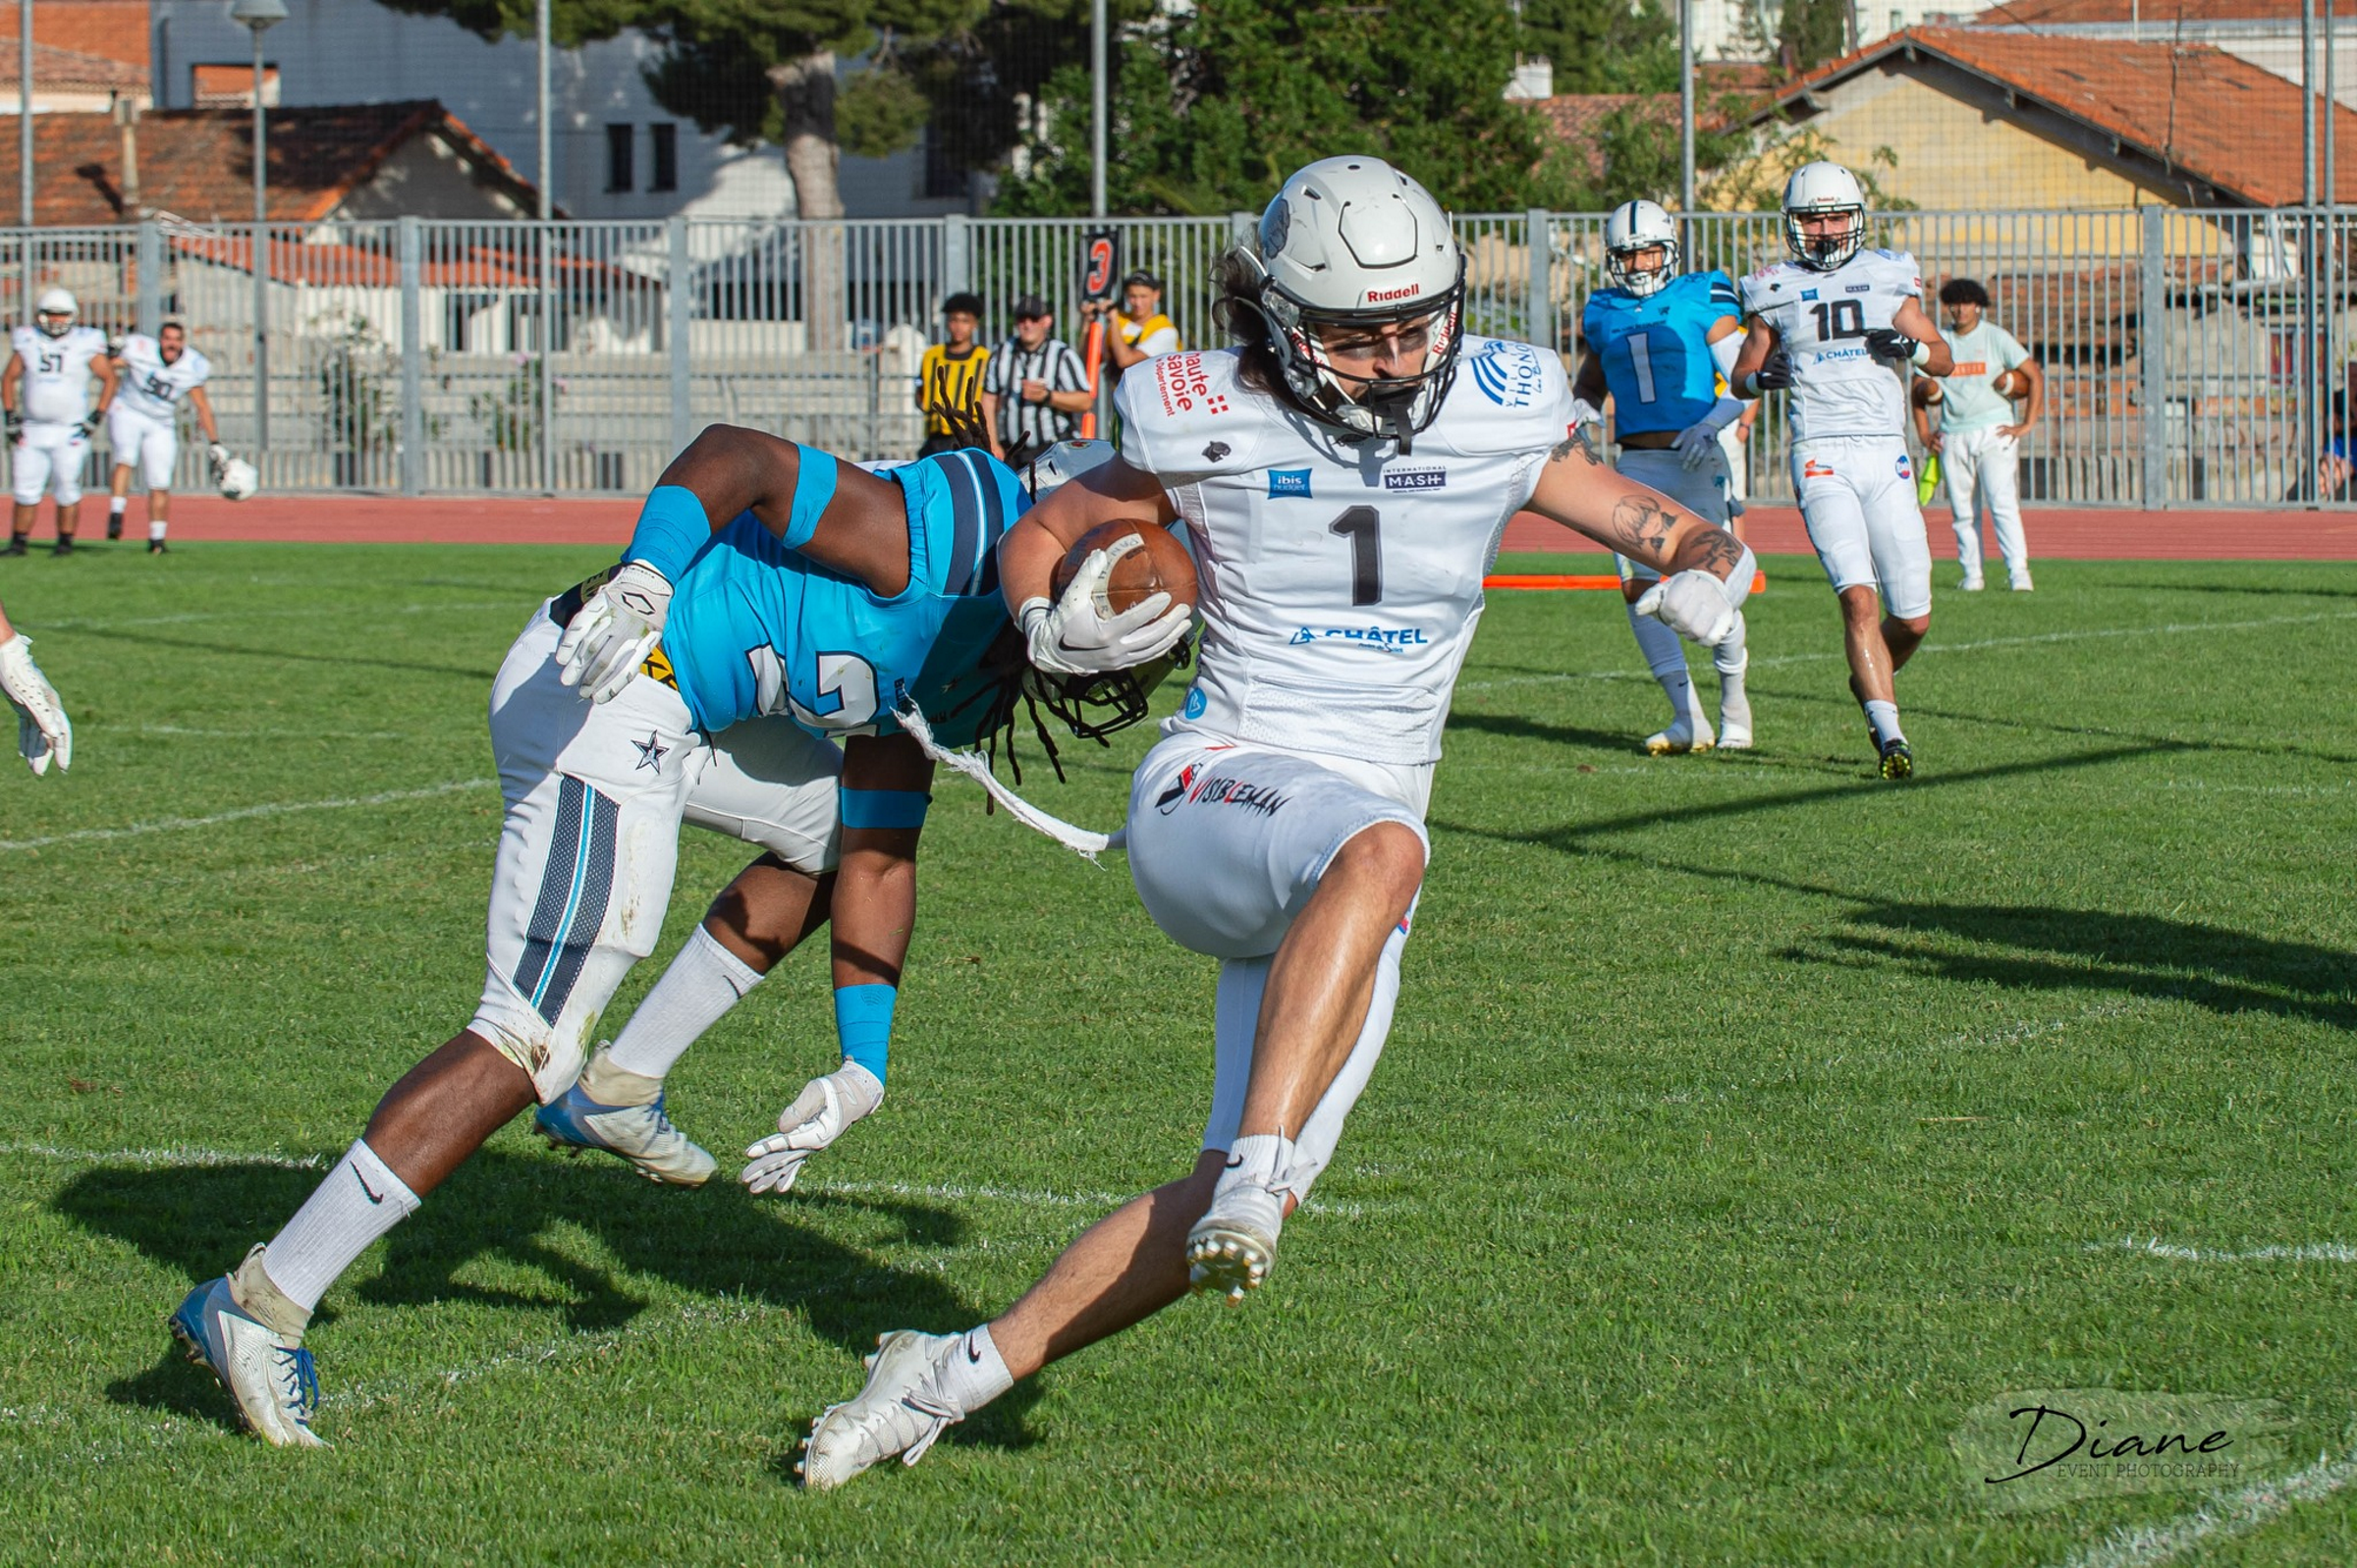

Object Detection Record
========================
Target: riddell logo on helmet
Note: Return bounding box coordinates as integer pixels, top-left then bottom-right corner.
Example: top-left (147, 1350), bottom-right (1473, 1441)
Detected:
top-left (1365, 285), bottom-right (1423, 303)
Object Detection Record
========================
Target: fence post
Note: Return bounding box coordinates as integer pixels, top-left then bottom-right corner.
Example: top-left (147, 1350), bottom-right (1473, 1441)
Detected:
top-left (2140, 205), bottom-right (2165, 509)
top-left (1525, 208), bottom-right (1553, 352)
top-left (668, 217), bottom-right (692, 456)
top-left (399, 216), bottom-right (423, 497)
top-left (942, 212), bottom-right (970, 302)
top-left (135, 221), bottom-right (162, 338)
top-left (1229, 210), bottom-right (1256, 249)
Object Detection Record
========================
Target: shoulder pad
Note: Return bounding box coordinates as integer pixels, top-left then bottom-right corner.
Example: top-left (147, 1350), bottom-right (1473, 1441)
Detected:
top-left (1446, 338), bottom-right (1572, 455)
top-left (1116, 350), bottom-right (1267, 477)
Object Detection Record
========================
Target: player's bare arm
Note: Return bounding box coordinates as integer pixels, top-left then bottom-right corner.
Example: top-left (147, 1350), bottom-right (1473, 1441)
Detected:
top-left (2003, 356), bottom-right (2047, 439)
top-left (1728, 318), bottom-right (1789, 396)
top-left (1884, 298), bottom-right (1954, 377)
top-left (189, 384), bottom-right (220, 445)
top-left (829, 732), bottom-right (932, 994)
top-left (1527, 435), bottom-right (1741, 580)
top-left (1, 354), bottom-right (20, 414)
top-left (87, 351), bottom-right (116, 415)
top-left (657, 424), bottom-right (912, 595)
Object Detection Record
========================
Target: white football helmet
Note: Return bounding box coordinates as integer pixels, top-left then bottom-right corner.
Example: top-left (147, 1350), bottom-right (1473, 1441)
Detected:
top-left (34, 288), bottom-right (77, 338)
top-left (1024, 438), bottom-right (1118, 499)
top-left (217, 456), bottom-right (259, 502)
top-left (1240, 155), bottom-right (1465, 450)
top-left (1782, 162), bottom-right (1866, 272)
top-left (1605, 199), bottom-right (1678, 297)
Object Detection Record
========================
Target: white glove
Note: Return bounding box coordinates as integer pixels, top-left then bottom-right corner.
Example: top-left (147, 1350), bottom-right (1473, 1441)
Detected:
top-left (553, 561), bottom-right (674, 703)
top-left (206, 442), bottom-right (232, 477)
top-left (740, 1063), bottom-right (883, 1195)
top-left (1018, 533), bottom-right (1191, 676)
top-left (0, 633), bottom-right (71, 776)
top-left (1569, 396), bottom-right (1605, 432)
top-left (1633, 547), bottom-right (1754, 648)
top-left (1672, 421), bottom-right (1721, 470)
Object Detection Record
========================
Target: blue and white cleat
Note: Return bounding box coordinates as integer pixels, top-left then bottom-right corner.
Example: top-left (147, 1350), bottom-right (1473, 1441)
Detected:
top-left (169, 1267), bottom-right (324, 1448)
top-left (535, 1056), bottom-right (717, 1187)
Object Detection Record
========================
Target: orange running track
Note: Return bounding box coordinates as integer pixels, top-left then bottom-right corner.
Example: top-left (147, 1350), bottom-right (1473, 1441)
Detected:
top-left (103, 495), bottom-right (2357, 560)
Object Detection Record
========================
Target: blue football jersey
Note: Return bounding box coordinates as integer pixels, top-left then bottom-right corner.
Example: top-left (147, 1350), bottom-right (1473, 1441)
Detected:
top-left (662, 448), bottom-right (1025, 742)
top-left (1580, 270), bottom-right (1740, 436)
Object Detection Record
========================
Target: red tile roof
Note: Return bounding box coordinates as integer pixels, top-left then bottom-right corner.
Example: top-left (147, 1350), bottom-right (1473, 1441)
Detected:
top-left (168, 234), bottom-right (645, 290)
top-left (1766, 26), bottom-right (2357, 206)
top-left (0, 34), bottom-right (146, 92)
top-left (0, 101), bottom-right (544, 226)
top-left (1969, 0), bottom-right (2355, 25)
top-left (21, 1), bottom-right (147, 69)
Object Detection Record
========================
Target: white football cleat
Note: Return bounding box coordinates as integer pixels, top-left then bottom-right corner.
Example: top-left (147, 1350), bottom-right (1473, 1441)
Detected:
top-left (1957, 573), bottom-right (1986, 591)
top-left (169, 1267), bottom-right (325, 1448)
top-left (1643, 714), bottom-right (1716, 756)
top-left (797, 1330), bottom-right (964, 1490)
top-left (535, 1078), bottom-right (717, 1187)
top-left (2010, 573), bottom-right (2035, 592)
top-left (1185, 1182), bottom-right (1287, 1304)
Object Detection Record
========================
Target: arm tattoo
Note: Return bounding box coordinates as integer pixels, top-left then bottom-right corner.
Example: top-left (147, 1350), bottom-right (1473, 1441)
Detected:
top-left (1606, 493), bottom-right (1676, 560)
top-left (1549, 427), bottom-right (1601, 465)
top-left (1677, 526), bottom-right (1747, 575)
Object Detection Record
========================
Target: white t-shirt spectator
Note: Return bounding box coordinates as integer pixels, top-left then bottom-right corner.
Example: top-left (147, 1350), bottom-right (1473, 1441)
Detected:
top-left (1937, 320), bottom-right (2032, 434)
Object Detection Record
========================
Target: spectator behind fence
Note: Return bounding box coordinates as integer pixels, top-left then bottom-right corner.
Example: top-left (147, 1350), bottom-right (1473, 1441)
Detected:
top-left (1914, 277), bottom-right (2044, 592)
top-left (2289, 392), bottom-right (2354, 502)
top-left (917, 292), bottom-right (991, 458)
top-left (1088, 269), bottom-right (1182, 378)
top-left (979, 296), bottom-right (1091, 465)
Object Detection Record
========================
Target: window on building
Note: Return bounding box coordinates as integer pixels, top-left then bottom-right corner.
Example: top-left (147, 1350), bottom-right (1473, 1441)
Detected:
top-left (606, 124), bottom-right (635, 193)
top-left (650, 123), bottom-right (678, 193)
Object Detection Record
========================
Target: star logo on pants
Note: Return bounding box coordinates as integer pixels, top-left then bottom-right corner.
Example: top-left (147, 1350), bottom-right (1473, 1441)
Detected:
top-left (631, 730), bottom-right (668, 771)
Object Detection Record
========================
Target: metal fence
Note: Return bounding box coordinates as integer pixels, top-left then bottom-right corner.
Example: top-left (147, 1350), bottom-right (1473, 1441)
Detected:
top-left (2, 208), bottom-right (2349, 507)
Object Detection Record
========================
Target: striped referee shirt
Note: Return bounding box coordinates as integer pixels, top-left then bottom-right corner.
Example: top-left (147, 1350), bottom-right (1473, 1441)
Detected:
top-left (982, 335), bottom-right (1091, 457)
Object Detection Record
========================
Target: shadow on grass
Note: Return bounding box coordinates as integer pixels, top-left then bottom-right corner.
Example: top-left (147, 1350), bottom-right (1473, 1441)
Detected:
top-left (55, 1146), bottom-right (1041, 1455)
top-left (1786, 899), bottom-right (2357, 1034)
top-left (54, 625), bottom-right (494, 683)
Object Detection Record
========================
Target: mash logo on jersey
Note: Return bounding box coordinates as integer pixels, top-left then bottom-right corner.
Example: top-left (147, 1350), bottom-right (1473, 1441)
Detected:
top-left (1845, 283), bottom-right (1872, 294)
top-left (1290, 624), bottom-right (1431, 654)
top-left (1155, 352), bottom-right (1230, 418)
top-left (1383, 467), bottom-right (1448, 491)
top-left (1269, 468), bottom-right (1313, 498)
top-left (1469, 340), bottom-right (1545, 408)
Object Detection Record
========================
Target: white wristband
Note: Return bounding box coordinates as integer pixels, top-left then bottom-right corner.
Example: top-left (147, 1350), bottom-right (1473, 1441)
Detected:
top-left (1908, 340), bottom-right (1933, 368)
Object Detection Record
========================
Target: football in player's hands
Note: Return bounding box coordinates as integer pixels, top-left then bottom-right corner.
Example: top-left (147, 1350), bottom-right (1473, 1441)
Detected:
top-left (1910, 377), bottom-right (1944, 409)
top-left (1050, 520), bottom-right (1198, 619)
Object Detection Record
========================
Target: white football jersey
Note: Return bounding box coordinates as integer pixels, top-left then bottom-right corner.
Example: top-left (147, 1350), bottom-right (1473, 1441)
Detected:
top-left (113, 333), bottom-right (211, 420)
top-left (11, 324), bottom-right (108, 425)
top-left (1117, 339), bottom-right (1573, 769)
top-left (1739, 248), bottom-right (1922, 443)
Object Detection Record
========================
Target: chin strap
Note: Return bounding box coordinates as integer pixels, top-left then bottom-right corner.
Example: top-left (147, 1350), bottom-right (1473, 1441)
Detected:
top-left (893, 700), bottom-right (1124, 862)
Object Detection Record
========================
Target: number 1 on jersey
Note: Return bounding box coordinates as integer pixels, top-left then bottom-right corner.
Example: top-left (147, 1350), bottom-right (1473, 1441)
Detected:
top-left (1329, 507), bottom-right (1382, 607)
top-left (1626, 335), bottom-right (1659, 404)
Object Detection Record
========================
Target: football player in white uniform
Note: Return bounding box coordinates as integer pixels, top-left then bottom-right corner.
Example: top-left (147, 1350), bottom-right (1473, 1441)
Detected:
top-left (107, 320), bottom-right (227, 555)
top-left (1730, 163), bottom-right (1950, 779)
top-left (2, 290), bottom-right (117, 557)
top-left (795, 156), bottom-right (1755, 1489)
top-left (0, 591), bottom-right (72, 775)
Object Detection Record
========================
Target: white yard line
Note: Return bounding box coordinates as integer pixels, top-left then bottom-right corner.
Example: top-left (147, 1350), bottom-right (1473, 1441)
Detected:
top-left (134, 724), bottom-right (419, 742)
top-left (0, 1141), bottom-right (1364, 1218)
top-left (2088, 1236), bottom-right (2357, 1265)
top-left (2049, 1439), bottom-right (2357, 1568)
top-left (0, 779), bottom-right (494, 852)
top-left (1458, 609), bottom-right (2357, 696)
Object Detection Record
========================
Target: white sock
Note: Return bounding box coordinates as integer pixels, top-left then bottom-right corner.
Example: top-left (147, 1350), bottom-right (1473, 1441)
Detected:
top-left (148, 518), bottom-right (167, 542)
top-left (935, 1324), bottom-right (1015, 1415)
top-left (1217, 1131), bottom-right (1297, 1199)
top-left (605, 924), bottom-right (766, 1079)
top-left (108, 498), bottom-right (127, 519)
top-left (1713, 610), bottom-right (1747, 682)
top-left (1626, 604), bottom-right (1698, 726)
top-left (1863, 698), bottom-right (1904, 747)
top-left (260, 1138), bottom-right (420, 1312)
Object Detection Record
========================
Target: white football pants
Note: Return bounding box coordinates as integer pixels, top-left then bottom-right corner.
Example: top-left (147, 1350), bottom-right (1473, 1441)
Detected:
top-left (1124, 732), bottom-right (1428, 1203)
top-left (1791, 435), bottom-right (1933, 620)
top-left (1941, 424), bottom-right (2030, 587)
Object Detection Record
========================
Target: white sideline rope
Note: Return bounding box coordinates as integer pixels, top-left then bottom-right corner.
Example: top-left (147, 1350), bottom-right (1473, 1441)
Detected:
top-left (895, 701), bottom-right (1126, 863)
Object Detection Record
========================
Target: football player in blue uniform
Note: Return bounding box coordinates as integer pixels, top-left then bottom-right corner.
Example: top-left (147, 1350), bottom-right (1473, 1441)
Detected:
top-left (168, 425), bottom-right (1178, 1449)
top-left (1574, 199), bottom-right (1756, 753)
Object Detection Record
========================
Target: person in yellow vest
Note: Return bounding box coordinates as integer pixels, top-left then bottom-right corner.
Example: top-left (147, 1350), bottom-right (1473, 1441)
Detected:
top-left (1093, 270), bottom-right (1181, 376)
top-left (916, 292), bottom-right (991, 457)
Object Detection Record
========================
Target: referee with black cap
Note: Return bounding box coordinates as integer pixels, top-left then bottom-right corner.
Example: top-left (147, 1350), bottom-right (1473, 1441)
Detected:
top-left (979, 295), bottom-right (1092, 465)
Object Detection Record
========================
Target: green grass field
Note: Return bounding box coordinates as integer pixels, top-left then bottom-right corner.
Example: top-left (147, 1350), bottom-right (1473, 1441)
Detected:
top-left (1, 542), bottom-right (2352, 1565)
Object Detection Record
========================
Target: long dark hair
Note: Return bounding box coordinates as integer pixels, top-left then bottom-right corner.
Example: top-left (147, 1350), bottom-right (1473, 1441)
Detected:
top-left (1209, 247), bottom-right (1292, 405)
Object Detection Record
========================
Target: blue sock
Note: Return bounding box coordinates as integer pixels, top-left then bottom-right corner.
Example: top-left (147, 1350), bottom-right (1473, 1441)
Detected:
top-left (834, 984), bottom-right (896, 1086)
